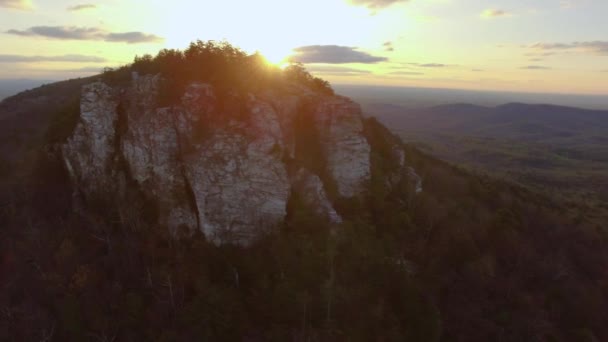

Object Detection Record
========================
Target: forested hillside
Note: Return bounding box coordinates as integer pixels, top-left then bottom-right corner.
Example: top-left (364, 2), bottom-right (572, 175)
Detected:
top-left (368, 102), bottom-right (608, 225)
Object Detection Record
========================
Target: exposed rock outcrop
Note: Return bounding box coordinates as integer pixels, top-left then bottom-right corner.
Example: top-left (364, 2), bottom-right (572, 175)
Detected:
top-left (180, 93), bottom-right (291, 244)
top-left (120, 76), bottom-right (199, 235)
top-left (293, 169), bottom-right (342, 224)
top-left (63, 82), bottom-right (119, 193)
top-left (315, 97), bottom-right (371, 198)
top-left (62, 74), bottom-right (419, 245)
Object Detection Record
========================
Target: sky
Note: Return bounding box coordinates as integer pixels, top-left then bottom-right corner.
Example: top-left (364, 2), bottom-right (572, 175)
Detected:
top-left (0, 0), bottom-right (607, 95)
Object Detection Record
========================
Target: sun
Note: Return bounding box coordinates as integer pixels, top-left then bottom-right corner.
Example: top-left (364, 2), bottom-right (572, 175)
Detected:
top-left (264, 58), bottom-right (290, 69)
top-left (259, 46), bottom-right (293, 68)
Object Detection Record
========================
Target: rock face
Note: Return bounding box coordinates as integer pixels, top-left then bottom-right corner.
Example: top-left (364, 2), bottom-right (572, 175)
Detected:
top-left (293, 169), bottom-right (342, 224)
top-left (63, 82), bottom-right (119, 193)
top-left (315, 97), bottom-right (371, 198)
top-left (180, 93), bottom-right (292, 244)
top-left (120, 76), bottom-right (199, 234)
top-left (62, 74), bottom-right (419, 245)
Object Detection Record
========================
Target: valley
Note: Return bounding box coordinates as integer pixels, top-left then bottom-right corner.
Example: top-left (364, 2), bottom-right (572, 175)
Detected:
top-left (356, 101), bottom-right (608, 223)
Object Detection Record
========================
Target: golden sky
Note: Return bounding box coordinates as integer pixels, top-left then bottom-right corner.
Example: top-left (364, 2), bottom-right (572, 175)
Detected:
top-left (0, 0), bottom-right (607, 94)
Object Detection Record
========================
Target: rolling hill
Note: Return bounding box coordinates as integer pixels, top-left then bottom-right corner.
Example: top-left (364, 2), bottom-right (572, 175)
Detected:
top-left (367, 102), bottom-right (608, 217)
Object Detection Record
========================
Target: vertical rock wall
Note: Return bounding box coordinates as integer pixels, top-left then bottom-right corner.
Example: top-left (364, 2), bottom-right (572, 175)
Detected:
top-left (62, 74), bottom-right (417, 245)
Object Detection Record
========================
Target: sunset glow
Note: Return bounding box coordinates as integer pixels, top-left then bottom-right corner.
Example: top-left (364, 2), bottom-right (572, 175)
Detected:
top-left (0, 0), bottom-right (607, 94)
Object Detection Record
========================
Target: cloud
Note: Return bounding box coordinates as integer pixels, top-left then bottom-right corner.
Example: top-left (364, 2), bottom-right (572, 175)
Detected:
top-left (521, 65), bottom-right (551, 70)
top-left (348, 0), bottom-right (410, 10)
top-left (417, 63), bottom-right (446, 68)
top-left (525, 52), bottom-right (555, 57)
top-left (388, 71), bottom-right (424, 76)
top-left (5, 26), bottom-right (164, 44)
top-left (67, 4), bottom-right (97, 11)
top-left (481, 9), bottom-right (510, 18)
top-left (560, 0), bottom-right (588, 9)
top-left (382, 41), bottom-right (394, 52)
top-left (406, 62), bottom-right (452, 68)
top-left (530, 41), bottom-right (608, 56)
top-left (104, 32), bottom-right (163, 43)
top-left (6, 26), bottom-right (103, 39)
top-left (0, 54), bottom-right (107, 63)
top-left (0, 0), bottom-right (29, 9)
top-left (306, 65), bottom-right (372, 76)
top-left (0, 0), bottom-right (31, 9)
top-left (289, 45), bottom-right (388, 64)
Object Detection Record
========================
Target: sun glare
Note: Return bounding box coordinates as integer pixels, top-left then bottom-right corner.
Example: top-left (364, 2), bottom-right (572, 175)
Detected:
top-left (259, 47), bottom-right (292, 68)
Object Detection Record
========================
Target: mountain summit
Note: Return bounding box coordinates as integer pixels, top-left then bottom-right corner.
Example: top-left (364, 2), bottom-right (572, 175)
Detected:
top-left (62, 71), bottom-right (417, 244)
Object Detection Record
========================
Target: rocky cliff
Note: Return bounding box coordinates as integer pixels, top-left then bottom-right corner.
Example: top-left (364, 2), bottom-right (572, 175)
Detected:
top-left (62, 73), bottom-right (419, 245)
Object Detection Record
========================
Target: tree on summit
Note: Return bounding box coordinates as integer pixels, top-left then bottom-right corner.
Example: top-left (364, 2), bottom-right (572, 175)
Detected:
top-left (103, 40), bottom-right (334, 99)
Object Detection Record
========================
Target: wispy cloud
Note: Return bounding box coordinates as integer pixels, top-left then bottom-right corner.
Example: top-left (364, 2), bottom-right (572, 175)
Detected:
top-left (0, 0), bottom-right (31, 10)
top-left (412, 63), bottom-right (447, 68)
top-left (530, 41), bottom-right (608, 56)
top-left (560, 0), bottom-right (574, 8)
top-left (521, 65), bottom-right (552, 70)
top-left (383, 41), bottom-right (394, 52)
top-left (388, 71), bottom-right (424, 76)
top-left (67, 3), bottom-right (97, 11)
top-left (404, 62), bottom-right (455, 69)
top-left (481, 9), bottom-right (510, 18)
top-left (306, 65), bottom-right (372, 76)
top-left (289, 45), bottom-right (388, 64)
top-left (5, 26), bottom-right (164, 44)
top-left (0, 54), bottom-right (107, 63)
top-left (525, 52), bottom-right (555, 57)
top-left (559, 0), bottom-right (588, 9)
top-left (348, 0), bottom-right (410, 10)
top-left (104, 32), bottom-right (162, 43)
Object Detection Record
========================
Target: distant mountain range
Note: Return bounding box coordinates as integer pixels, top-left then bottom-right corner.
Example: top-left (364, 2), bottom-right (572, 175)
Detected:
top-left (369, 102), bottom-right (608, 145)
top-left (366, 101), bottom-right (608, 208)
top-left (335, 84), bottom-right (608, 111)
top-left (0, 79), bottom-right (51, 101)
top-left (0, 77), bottom-right (93, 172)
